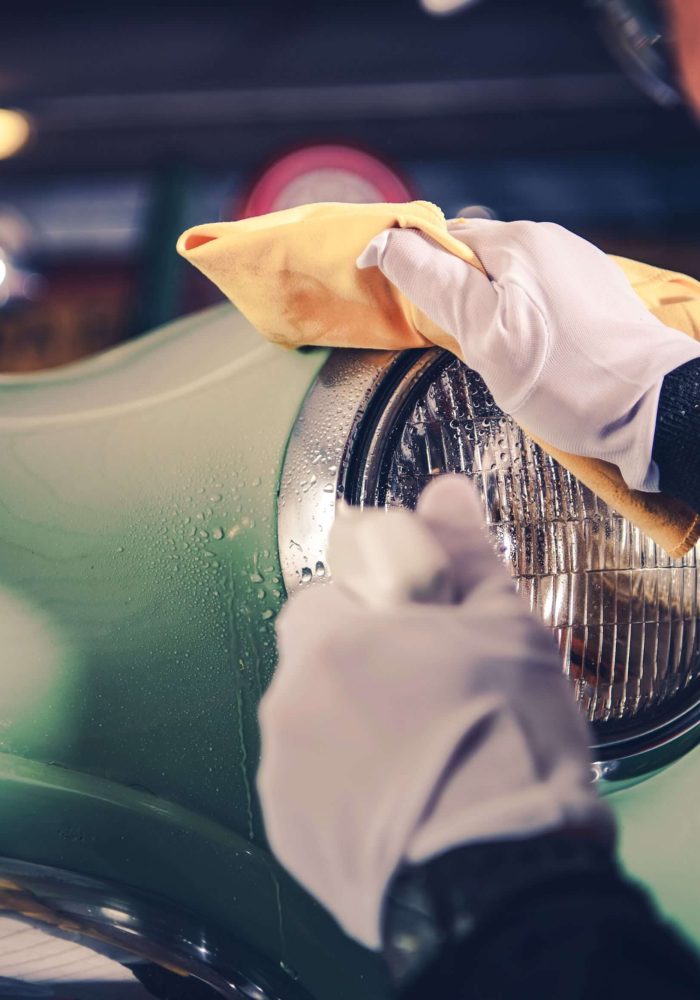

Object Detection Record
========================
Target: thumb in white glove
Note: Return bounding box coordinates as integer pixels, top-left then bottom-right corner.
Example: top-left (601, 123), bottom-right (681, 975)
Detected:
top-left (358, 220), bottom-right (700, 492)
top-left (257, 477), bottom-right (612, 949)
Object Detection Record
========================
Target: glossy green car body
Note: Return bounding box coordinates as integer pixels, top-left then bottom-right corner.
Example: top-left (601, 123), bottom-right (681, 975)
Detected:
top-left (0, 304), bottom-right (698, 996)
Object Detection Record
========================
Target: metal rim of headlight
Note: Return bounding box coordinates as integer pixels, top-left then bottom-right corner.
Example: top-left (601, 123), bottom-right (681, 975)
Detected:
top-left (0, 857), bottom-right (307, 1000)
top-left (278, 348), bottom-right (700, 786)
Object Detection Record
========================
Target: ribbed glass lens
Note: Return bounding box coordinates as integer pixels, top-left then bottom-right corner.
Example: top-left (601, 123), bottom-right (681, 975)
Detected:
top-left (359, 353), bottom-right (700, 732)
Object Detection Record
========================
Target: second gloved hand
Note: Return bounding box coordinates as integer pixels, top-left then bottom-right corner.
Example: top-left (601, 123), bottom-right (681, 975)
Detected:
top-left (258, 477), bottom-right (612, 950)
top-left (357, 220), bottom-right (700, 492)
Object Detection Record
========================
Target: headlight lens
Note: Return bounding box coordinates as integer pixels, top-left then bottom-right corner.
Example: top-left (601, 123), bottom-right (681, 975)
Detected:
top-left (351, 351), bottom-right (700, 735)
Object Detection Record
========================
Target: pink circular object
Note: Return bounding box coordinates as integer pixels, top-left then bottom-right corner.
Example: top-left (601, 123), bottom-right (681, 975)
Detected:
top-left (238, 145), bottom-right (413, 219)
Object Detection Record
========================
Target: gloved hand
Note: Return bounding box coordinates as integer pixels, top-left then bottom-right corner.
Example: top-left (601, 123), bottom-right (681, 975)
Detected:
top-left (257, 476), bottom-right (613, 950)
top-left (357, 220), bottom-right (700, 492)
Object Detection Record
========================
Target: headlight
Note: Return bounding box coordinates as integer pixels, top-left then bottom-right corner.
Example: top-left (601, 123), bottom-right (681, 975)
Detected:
top-left (279, 349), bottom-right (700, 781)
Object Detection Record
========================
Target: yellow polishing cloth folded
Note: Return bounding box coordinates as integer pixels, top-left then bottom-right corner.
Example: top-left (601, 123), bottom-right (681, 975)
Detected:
top-left (177, 200), bottom-right (700, 556)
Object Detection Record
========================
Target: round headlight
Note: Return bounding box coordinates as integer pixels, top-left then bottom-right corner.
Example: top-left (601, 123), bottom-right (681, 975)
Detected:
top-left (279, 348), bottom-right (700, 776)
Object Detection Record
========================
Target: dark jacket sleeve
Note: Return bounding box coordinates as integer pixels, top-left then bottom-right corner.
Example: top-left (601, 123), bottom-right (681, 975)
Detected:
top-left (382, 833), bottom-right (700, 1000)
top-left (653, 357), bottom-right (700, 512)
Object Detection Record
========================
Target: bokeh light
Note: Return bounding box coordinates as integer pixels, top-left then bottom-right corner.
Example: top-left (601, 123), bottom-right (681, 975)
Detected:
top-left (0, 108), bottom-right (31, 160)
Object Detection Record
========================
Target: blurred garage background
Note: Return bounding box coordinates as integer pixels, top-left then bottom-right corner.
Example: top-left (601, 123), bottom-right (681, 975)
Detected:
top-left (1, 0), bottom-right (700, 373)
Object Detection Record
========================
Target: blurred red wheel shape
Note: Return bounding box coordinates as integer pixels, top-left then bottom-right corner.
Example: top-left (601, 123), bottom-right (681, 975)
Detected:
top-left (238, 145), bottom-right (414, 219)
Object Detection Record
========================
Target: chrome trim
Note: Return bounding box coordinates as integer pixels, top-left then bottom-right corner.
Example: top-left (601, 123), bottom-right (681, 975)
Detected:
top-left (591, 694), bottom-right (700, 787)
top-left (278, 348), bottom-right (412, 593)
top-left (278, 349), bottom-right (700, 784)
top-left (0, 858), bottom-right (308, 1000)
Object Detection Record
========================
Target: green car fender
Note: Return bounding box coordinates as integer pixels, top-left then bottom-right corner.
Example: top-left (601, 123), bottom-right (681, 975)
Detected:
top-left (614, 743), bottom-right (700, 950)
top-left (0, 304), bottom-right (386, 999)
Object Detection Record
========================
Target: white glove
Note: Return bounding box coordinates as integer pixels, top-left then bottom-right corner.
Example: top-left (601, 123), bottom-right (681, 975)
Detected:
top-left (357, 220), bottom-right (700, 492)
top-left (257, 477), bottom-right (613, 950)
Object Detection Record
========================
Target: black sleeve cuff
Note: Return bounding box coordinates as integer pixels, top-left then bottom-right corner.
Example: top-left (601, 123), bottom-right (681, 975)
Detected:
top-left (652, 358), bottom-right (700, 513)
top-left (383, 833), bottom-right (700, 1000)
top-left (382, 833), bottom-right (615, 991)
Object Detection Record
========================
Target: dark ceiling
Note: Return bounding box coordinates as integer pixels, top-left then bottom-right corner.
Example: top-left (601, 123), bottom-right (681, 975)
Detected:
top-left (2, 0), bottom-right (700, 173)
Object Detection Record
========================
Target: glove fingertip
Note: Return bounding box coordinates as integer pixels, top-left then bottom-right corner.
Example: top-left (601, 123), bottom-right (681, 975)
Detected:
top-left (417, 474), bottom-right (485, 526)
top-left (356, 229), bottom-right (393, 271)
top-left (355, 228), bottom-right (438, 284)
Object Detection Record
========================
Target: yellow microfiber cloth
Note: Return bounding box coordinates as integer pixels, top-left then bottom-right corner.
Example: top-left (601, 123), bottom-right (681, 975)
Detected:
top-left (177, 200), bottom-right (700, 556)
